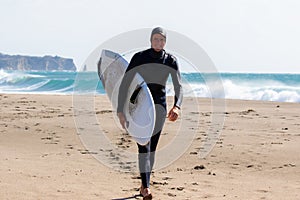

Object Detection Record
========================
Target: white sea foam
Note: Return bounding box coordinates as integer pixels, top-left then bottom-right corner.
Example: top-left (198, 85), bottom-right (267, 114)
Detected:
top-left (166, 78), bottom-right (300, 103)
top-left (1, 70), bottom-right (299, 103)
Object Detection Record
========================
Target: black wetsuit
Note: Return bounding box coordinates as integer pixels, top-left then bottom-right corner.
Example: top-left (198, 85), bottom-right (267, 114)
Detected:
top-left (117, 48), bottom-right (183, 188)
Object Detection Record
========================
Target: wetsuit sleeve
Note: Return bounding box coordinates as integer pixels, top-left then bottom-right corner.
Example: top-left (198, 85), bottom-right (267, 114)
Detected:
top-left (170, 56), bottom-right (183, 109)
top-left (117, 53), bottom-right (140, 113)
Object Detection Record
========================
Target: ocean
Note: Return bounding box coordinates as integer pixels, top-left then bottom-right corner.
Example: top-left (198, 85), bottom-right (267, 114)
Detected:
top-left (0, 69), bottom-right (299, 103)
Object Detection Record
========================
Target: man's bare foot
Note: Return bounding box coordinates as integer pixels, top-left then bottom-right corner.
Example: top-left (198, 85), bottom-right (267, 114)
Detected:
top-left (140, 185), bottom-right (152, 199)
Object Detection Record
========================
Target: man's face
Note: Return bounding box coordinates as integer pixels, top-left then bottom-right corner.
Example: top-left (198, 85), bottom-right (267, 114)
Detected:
top-left (151, 33), bottom-right (166, 52)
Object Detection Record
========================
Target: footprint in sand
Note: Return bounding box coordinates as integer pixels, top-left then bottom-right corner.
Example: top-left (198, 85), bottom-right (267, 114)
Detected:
top-left (167, 192), bottom-right (177, 197)
top-left (95, 110), bottom-right (112, 114)
top-left (152, 181), bottom-right (168, 186)
top-left (194, 165), bottom-right (205, 170)
top-left (65, 144), bottom-right (74, 150)
top-left (256, 189), bottom-right (269, 193)
top-left (78, 149), bottom-right (98, 155)
top-left (176, 186), bottom-right (184, 191)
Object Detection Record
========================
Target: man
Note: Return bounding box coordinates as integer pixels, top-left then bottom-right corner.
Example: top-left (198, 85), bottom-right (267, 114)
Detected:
top-left (117, 27), bottom-right (183, 199)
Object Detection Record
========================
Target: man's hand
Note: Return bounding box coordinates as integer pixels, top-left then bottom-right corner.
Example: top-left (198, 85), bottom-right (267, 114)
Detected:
top-left (167, 106), bottom-right (180, 122)
top-left (117, 112), bottom-right (127, 129)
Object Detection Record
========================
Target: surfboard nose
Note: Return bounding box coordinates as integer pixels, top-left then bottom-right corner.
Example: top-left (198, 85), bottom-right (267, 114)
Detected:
top-left (102, 49), bottom-right (120, 60)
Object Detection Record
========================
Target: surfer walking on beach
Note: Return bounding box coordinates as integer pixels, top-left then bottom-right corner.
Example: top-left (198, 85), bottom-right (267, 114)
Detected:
top-left (117, 27), bottom-right (183, 199)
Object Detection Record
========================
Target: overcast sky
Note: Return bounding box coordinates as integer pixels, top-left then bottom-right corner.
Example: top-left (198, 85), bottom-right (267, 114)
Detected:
top-left (1, 0), bottom-right (300, 73)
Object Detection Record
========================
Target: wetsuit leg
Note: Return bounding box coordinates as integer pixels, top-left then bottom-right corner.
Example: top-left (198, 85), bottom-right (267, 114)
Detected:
top-left (137, 104), bottom-right (166, 188)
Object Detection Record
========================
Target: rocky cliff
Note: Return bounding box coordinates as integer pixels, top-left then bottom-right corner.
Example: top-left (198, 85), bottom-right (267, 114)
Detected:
top-left (0, 53), bottom-right (76, 71)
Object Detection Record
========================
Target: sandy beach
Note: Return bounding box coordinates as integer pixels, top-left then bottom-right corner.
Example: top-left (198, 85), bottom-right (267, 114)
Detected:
top-left (0, 94), bottom-right (299, 199)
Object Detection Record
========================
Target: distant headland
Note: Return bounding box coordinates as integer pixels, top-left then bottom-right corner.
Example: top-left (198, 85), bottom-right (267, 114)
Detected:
top-left (0, 53), bottom-right (76, 71)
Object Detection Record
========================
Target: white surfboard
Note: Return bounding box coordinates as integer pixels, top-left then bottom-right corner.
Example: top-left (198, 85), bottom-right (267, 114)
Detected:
top-left (97, 50), bottom-right (155, 145)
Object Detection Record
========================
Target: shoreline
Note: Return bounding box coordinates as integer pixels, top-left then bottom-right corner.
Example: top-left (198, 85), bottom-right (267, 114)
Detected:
top-left (1, 94), bottom-right (299, 199)
top-left (2, 92), bottom-right (300, 104)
